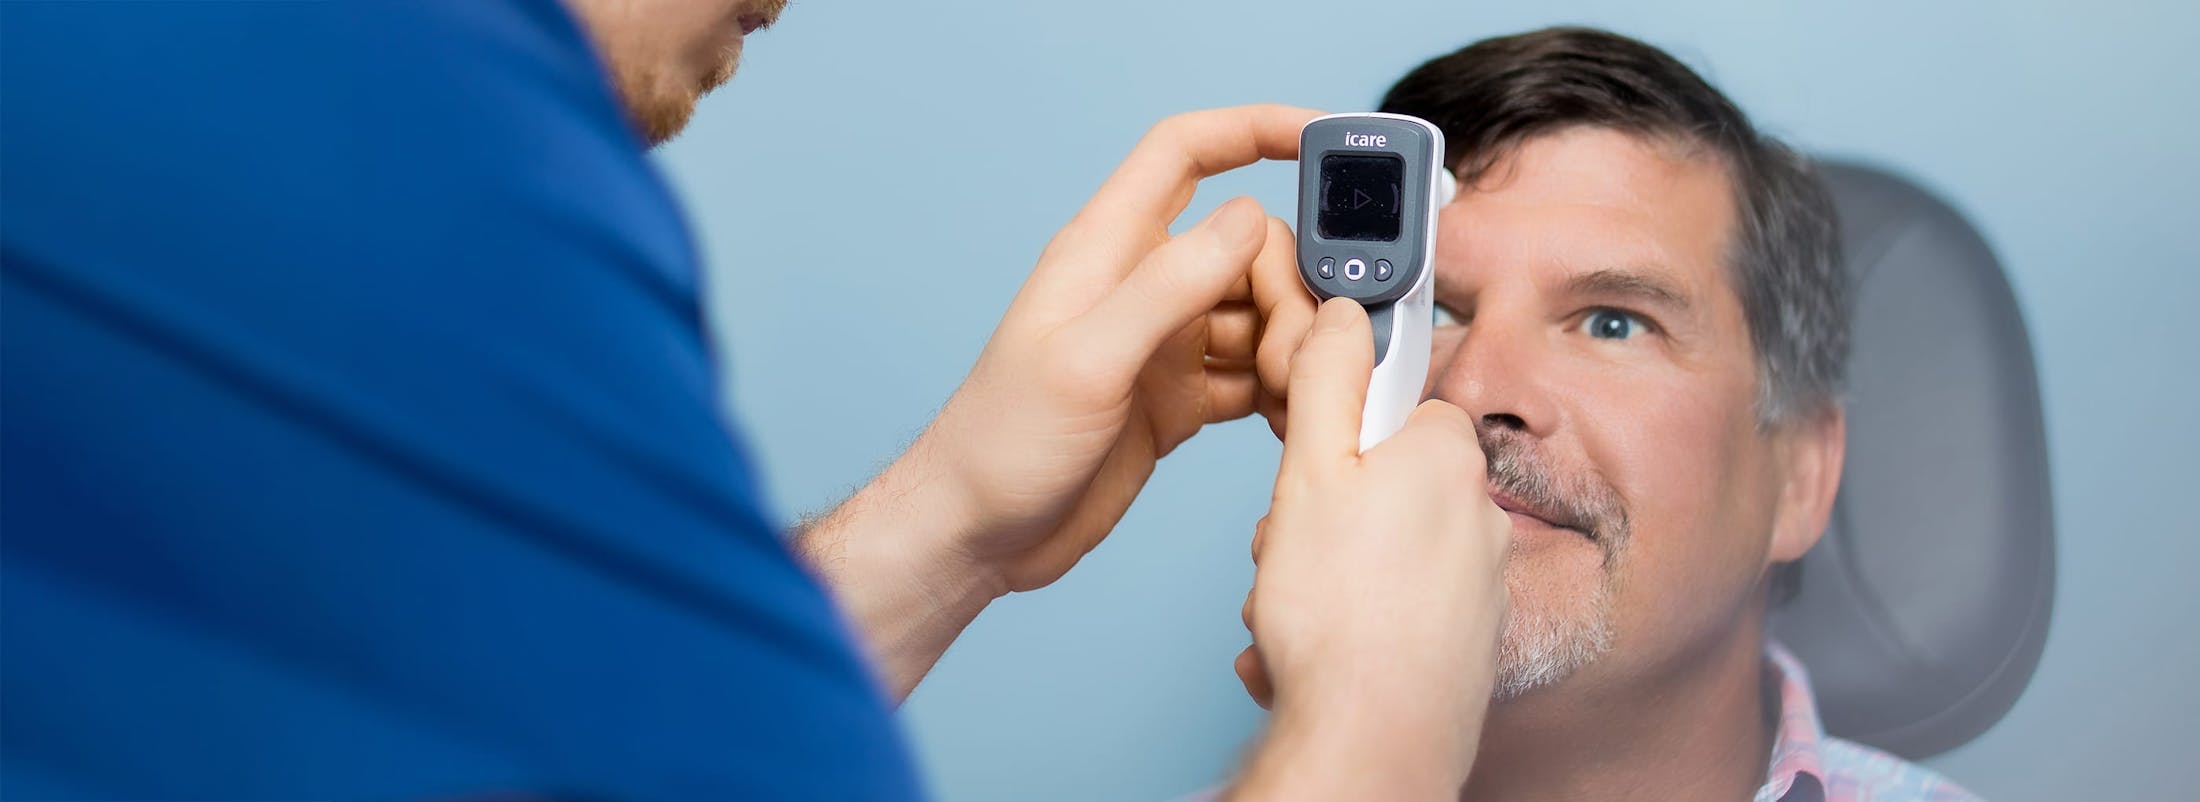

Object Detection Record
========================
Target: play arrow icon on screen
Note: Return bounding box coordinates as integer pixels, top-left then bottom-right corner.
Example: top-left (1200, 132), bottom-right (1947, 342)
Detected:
top-left (1353, 188), bottom-right (1374, 210)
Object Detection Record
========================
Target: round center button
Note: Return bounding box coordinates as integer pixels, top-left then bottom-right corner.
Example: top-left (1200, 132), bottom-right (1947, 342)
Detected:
top-left (1343, 258), bottom-right (1367, 281)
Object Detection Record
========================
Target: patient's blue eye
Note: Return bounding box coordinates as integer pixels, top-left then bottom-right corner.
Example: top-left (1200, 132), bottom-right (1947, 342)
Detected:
top-left (1584, 309), bottom-right (1643, 340)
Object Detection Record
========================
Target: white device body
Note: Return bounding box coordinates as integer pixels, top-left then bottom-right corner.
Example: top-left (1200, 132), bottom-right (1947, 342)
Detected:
top-left (1359, 248), bottom-right (1436, 452)
top-left (1295, 112), bottom-right (1453, 452)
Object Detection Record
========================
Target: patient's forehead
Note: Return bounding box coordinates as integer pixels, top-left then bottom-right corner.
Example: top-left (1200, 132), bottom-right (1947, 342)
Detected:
top-left (1442, 126), bottom-right (1739, 291)
top-left (1461, 126), bottom-right (1727, 204)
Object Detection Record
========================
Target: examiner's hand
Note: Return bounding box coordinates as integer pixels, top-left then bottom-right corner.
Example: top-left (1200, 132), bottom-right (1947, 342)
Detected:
top-left (1228, 298), bottom-right (1512, 800)
top-left (916, 104), bottom-right (1320, 592)
top-left (794, 105), bottom-right (1322, 700)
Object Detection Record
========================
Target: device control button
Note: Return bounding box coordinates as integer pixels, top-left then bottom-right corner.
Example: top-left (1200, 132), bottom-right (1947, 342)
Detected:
top-left (1343, 258), bottom-right (1367, 281)
top-left (1374, 259), bottom-right (1394, 281)
top-left (1317, 256), bottom-right (1336, 279)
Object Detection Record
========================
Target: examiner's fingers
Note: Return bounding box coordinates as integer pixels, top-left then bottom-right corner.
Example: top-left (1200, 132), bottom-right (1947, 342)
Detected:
top-left (1235, 645), bottom-right (1275, 710)
top-left (1057, 198), bottom-right (1266, 380)
top-left (1204, 302), bottom-right (1261, 364)
top-left (1025, 105), bottom-right (1322, 318)
top-left (1257, 391), bottom-right (1288, 441)
top-left (1067, 106), bottom-right (1317, 263)
top-left (1222, 275), bottom-right (1254, 304)
top-left (1371, 398), bottom-right (1485, 473)
top-left (1250, 216), bottom-right (1317, 399)
top-left (1204, 369), bottom-right (1260, 423)
top-left (1279, 298), bottom-right (1375, 472)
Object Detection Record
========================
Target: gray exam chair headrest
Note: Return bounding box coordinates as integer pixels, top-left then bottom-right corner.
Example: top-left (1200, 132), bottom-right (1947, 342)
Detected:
top-left (1767, 161), bottom-right (2056, 759)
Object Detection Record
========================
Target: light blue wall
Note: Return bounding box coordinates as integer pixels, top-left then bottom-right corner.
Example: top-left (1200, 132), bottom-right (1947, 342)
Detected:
top-left (656, 1), bottom-right (2199, 798)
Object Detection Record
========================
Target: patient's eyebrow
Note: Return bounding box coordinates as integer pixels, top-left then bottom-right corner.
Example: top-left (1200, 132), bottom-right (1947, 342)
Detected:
top-left (1563, 268), bottom-right (1693, 314)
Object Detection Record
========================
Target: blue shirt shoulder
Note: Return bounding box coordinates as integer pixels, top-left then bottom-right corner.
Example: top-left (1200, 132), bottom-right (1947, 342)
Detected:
top-left (0, 1), bottom-right (919, 798)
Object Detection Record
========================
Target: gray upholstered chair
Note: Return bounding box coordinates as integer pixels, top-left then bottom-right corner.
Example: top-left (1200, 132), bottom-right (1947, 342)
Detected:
top-left (1767, 162), bottom-right (2056, 758)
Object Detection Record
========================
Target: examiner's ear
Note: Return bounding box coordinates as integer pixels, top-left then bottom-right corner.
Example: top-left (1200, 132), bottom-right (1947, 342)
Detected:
top-left (1767, 405), bottom-right (1846, 564)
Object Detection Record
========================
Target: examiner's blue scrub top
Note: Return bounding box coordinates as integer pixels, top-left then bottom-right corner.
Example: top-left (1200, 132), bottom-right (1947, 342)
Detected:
top-left (0, 1), bottom-right (921, 798)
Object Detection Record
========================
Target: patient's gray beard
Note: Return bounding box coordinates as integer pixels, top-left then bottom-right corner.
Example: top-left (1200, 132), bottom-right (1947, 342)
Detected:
top-left (1479, 429), bottom-right (1629, 700)
top-left (1492, 563), bottom-right (1615, 700)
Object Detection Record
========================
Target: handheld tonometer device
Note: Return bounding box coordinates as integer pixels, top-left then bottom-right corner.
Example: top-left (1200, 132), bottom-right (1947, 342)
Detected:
top-left (1296, 113), bottom-right (1455, 451)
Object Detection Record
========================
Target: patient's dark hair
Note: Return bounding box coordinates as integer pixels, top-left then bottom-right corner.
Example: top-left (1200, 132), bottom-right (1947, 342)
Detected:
top-left (1382, 26), bottom-right (1847, 427)
top-left (1381, 27), bottom-right (1844, 600)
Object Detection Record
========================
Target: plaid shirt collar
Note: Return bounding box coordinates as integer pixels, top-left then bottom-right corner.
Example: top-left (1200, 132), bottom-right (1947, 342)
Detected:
top-left (1760, 642), bottom-right (1833, 802)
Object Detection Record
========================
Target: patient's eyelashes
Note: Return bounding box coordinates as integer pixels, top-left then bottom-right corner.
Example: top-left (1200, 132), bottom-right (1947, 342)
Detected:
top-left (1430, 302), bottom-right (1663, 348)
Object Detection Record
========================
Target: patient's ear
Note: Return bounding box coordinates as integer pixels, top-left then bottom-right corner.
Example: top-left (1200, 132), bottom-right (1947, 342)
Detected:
top-left (1768, 405), bottom-right (1846, 564)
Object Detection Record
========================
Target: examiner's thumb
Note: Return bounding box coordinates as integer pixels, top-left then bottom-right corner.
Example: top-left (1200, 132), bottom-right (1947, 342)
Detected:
top-left (1278, 298), bottom-right (1376, 465)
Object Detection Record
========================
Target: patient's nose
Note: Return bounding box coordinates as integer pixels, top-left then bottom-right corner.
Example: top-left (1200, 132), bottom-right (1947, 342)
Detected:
top-left (1428, 317), bottom-right (1556, 440)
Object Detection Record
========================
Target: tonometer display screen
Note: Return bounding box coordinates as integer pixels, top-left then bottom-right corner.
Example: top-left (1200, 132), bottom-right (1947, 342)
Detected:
top-left (1318, 154), bottom-right (1404, 242)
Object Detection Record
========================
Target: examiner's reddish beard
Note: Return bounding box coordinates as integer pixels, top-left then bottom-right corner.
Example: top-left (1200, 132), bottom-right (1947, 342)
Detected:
top-left (1479, 427), bottom-right (1630, 700)
top-left (617, 44), bottom-right (739, 146)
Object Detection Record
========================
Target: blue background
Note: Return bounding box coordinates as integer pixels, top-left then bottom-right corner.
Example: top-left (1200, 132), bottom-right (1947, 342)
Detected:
top-left (656, 1), bottom-right (2199, 799)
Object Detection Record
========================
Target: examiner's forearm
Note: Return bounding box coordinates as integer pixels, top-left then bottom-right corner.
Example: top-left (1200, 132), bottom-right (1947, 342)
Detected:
top-left (791, 443), bottom-right (1003, 703)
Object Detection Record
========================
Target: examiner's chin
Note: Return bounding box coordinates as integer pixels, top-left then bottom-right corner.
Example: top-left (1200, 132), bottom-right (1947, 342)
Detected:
top-left (640, 73), bottom-right (734, 147)
top-left (634, 96), bottom-right (699, 148)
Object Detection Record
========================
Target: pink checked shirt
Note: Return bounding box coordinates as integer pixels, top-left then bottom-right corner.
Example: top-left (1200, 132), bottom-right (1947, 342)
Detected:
top-left (1758, 643), bottom-right (1980, 802)
top-left (1188, 642), bottom-right (1981, 801)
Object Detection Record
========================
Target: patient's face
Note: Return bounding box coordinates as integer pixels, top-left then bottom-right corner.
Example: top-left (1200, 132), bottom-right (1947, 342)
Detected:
top-left (1427, 127), bottom-right (1787, 699)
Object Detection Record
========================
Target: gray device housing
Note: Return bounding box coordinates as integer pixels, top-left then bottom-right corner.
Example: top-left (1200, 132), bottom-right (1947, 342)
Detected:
top-left (1296, 116), bottom-right (1440, 307)
top-left (1296, 115), bottom-right (1442, 366)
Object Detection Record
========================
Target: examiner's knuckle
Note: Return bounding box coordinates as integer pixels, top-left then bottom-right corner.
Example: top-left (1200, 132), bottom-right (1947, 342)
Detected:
top-left (1453, 441), bottom-right (1490, 485)
top-left (1258, 338), bottom-right (1297, 392)
top-left (1427, 402), bottom-right (1477, 439)
top-left (1419, 411), bottom-right (1486, 477)
top-left (1284, 336), bottom-right (1331, 385)
top-left (1148, 111), bottom-right (1203, 146)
